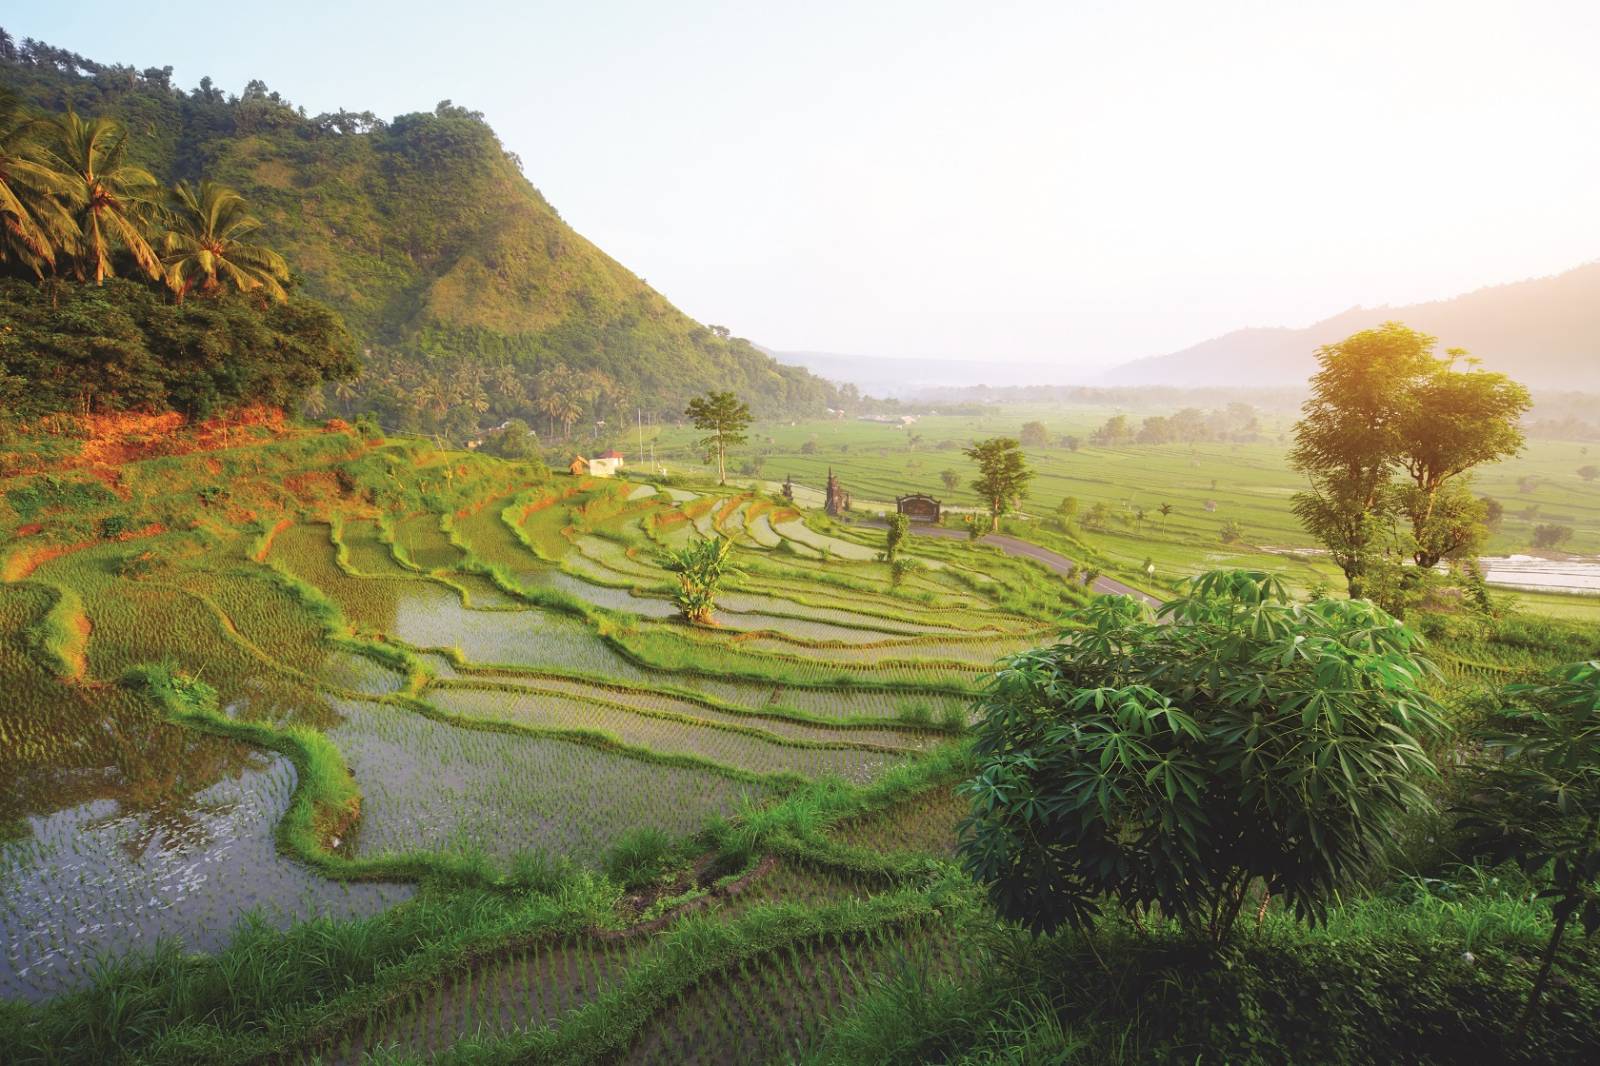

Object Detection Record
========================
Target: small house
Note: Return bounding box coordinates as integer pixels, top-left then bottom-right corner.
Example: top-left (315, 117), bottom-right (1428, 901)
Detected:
top-left (571, 451), bottom-right (624, 478)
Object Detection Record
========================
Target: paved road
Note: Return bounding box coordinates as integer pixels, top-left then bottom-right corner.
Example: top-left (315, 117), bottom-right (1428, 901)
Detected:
top-left (857, 520), bottom-right (1163, 609)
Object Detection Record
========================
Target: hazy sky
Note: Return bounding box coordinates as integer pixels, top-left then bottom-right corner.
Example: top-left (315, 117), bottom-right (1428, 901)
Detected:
top-left (11, 1), bottom-right (1599, 369)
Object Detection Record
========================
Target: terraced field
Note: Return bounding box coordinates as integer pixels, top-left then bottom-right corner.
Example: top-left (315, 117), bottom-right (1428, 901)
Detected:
top-left (0, 430), bottom-right (1081, 1060)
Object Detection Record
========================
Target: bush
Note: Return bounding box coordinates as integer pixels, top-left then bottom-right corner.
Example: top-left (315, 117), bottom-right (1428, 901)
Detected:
top-left (959, 570), bottom-right (1446, 943)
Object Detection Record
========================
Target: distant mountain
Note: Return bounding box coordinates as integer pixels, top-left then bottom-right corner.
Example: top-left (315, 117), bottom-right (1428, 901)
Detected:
top-left (0, 32), bottom-right (838, 420)
top-left (1106, 262), bottom-right (1600, 389)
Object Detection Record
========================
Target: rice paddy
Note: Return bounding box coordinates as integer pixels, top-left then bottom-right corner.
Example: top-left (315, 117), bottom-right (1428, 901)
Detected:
top-left (10, 423), bottom-right (1586, 1062)
top-left (2, 430), bottom-right (1057, 1052)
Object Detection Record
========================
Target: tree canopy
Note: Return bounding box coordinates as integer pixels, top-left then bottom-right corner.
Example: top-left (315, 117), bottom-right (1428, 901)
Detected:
top-left (1290, 322), bottom-right (1529, 601)
top-left (686, 391), bottom-right (752, 485)
top-left (959, 570), bottom-right (1445, 943)
top-left (964, 437), bottom-right (1031, 532)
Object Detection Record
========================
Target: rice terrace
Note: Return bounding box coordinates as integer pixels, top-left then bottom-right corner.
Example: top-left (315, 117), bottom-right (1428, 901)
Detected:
top-left (5, 7), bottom-right (1600, 1066)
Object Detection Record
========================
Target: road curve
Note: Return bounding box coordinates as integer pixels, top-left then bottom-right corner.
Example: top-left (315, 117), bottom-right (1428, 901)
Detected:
top-left (856, 520), bottom-right (1163, 609)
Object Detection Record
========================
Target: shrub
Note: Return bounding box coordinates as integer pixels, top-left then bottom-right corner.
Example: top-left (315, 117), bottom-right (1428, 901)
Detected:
top-left (603, 826), bottom-right (676, 889)
top-left (959, 570), bottom-right (1446, 943)
top-left (1456, 661), bottom-right (1600, 1035)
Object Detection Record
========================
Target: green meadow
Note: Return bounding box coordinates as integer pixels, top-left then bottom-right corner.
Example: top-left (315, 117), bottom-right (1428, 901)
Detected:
top-left (646, 403), bottom-right (1600, 602)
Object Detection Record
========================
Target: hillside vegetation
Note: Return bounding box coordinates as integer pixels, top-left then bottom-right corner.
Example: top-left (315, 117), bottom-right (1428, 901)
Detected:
top-left (0, 31), bottom-right (839, 428)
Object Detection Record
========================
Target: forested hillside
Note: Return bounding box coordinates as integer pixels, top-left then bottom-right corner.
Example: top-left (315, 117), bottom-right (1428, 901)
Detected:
top-left (0, 30), bottom-right (840, 431)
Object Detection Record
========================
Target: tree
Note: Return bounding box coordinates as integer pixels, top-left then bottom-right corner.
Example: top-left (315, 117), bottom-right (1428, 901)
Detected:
top-left (1290, 323), bottom-right (1432, 596)
top-left (1481, 495), bottom-right (1504, 529)
top-left (662, 534), bottom-right (742, 624)
top-left (1019, 420), bottom-right (1049, 447)
top-left (1082, 501), bottom-right (1110, 531)
top-left (959, 571), bottom-right (1444, 942)
top-left (1532, 523), bottom-right (1574, 550)
top-left (160, 180), bottom-right (289, 302)
top-left (1219, 517), bottom-right (1244, 544)
top-left (685, 390), bottom-right (752, 485)
top-left (1580, 465), bottom-right (1599, 482)
top-left (481, 418), bottom-right (540, 460)
top-left (1060, 434), bottom-right (1082, 452)
top-left (1090, 415), bottom-right (1133, 446)
top-left (41, 110), bottom-right (161, 284)
top-left (1455, 662), bottom-right (1600, 1040)
top-left (1397, 351), bottom-right (1529, 567)
top-left (1056, 495), bottom-right (1079, 524)
top-left (964, 437), bottom-right (1032, 532)
top-left (940, 468), bottom-right (960, 491)
top-left (1290, 322), bottom-right (1528, 595)
top-left (884, 513), bottom-right (908, 563)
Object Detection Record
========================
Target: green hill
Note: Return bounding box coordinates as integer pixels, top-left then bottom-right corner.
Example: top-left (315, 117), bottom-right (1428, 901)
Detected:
top-left (0, 31), bottom-right (839, 429)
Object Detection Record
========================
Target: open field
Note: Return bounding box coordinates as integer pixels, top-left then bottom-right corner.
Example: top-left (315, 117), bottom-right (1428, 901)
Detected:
top-left (2, 422), bottom-right (1596, 1064)
top-left (642, 405), bottom-right (1600, 606)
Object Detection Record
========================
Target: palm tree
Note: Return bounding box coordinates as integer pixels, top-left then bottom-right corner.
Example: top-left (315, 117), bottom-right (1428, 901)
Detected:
top-left (332, 378), bottom-right (358, 416)
top-left (42, 111), bottom-right (161, 284)
top-left (557, 396), bottom-right (583, 439)
top-left (0, 90), bottom-right (77, 276)
top-left (161, 180), bottom-right (289, 302)
top-left (302, 385), bottom-right (327, 418)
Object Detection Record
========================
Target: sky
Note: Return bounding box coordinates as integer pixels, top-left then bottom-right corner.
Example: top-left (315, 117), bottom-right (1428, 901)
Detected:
top-left (9, 0), bottom-right (1600, 371)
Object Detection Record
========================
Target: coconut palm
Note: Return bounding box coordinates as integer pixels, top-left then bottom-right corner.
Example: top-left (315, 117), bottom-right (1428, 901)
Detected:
top-left (42, 110), bottom-right (161, 284)
top-left (161, 180), bottom-right (289, 302)
top-left (0, 89), bottom-right (77, 275)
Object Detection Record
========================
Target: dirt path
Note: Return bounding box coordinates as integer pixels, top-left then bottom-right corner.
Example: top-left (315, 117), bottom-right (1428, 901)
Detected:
top-left (857, 520), bottom-right (1164, 609)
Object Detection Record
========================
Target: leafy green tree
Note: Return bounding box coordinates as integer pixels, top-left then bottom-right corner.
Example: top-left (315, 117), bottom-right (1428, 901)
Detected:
top-left (1219, 517), bottom-right (1244, 543)
top-left (1481, 495), bottom-right (1504, 529)
top-left (1456, 662), bottom-right (1600, 1039)
top-left (884, 513), bottom-right (908, 563)
top-left (41, 110), bottom-right (161, 284)
top-left (1090, 415), bottom-right (1133, 446)
top-left (1532, 523), bottom-right (1574, 550)
top-left (964, 437), bottom-right (1031, 532)
top-left (686, 390), bottom-right (752, 485)
top-left (940, 468), bottom-right (960, 491)
top-left (1291, 322), bottom-right (1528, 593)
top-left (160, 180), bottom-right (289, 302)
top-left (1580, 465), bottom-right (1599, 482)
top-left (1397, 352), bottom-right (1528, 567)
top-left (959, 571), bottom-right (1444, 943)
top-left (662, 534), bottom-right (742, 624)
top-left (1056, 495), bottom-right (1079, 524)
top-left (481, 418), bottom-right (540, 460)
top-left (1019, 420), bottom-right (1049, 447)
top-left (1291, 323), bottom-right (1432, 596)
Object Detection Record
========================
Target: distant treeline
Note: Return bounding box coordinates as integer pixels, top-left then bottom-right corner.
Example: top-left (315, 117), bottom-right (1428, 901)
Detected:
top-left (1089, 404), bottom-right (1263, 446)
top-left (902, 383), bottom-right (1308, 412)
